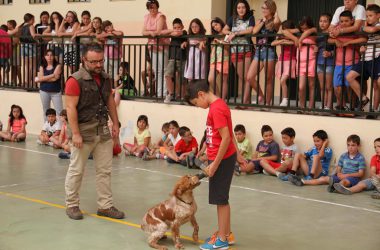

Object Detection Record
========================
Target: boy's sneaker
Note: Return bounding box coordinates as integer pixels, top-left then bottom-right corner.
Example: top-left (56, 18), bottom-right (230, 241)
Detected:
top-left (303, 175), bottom-right (313, 181)
top-left (277, 173), bottom-right (289, 181)
top-left (288, 174), bottom-right (303, 186)
top-left (66, 206), bottom-right (83, 220)
top-left (204, 232), bottom-right (235, 245)
top-left (327, 176), bottom-right (335, 193)
top-left (200, 236), bottom-right (229, 250)
top-left (97, 206), bottom-right (125, 219)
top-left (36, 139), bottom-right (43, 145)
top-left (234, 163), bottom-right (241, 176)
top-left (333, 183), bottom-right (352, 195)
top-left (164, 94), bottom-right (174, 104)
top-left (47, 142), bottom-right (54, 147)
top-left (370, 176), bottom-right (380, 192)
top-left (262, 169), bottom-right (270, 175)
top-left (279, 98), bottom-right (288, 107)
top-left (371, 191), bottom-right (380, 199)
top-left (58, 152), bottom-right (71, 159)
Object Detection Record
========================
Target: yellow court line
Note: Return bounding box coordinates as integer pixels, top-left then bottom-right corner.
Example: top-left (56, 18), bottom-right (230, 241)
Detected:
top-left (0, 191), bottom-right (202, 243)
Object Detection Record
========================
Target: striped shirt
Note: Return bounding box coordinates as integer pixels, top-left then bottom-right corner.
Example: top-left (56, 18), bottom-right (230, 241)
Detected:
top-left (338, 152), bottom-right (366, 174)
top-left (364, 23), bottom-right (380, 61)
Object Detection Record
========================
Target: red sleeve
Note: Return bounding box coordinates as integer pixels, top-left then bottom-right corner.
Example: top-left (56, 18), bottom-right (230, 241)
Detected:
top-left (65, 77), bottom-right (80, 96)
top-left (175, 139), bottom-right (184, 153)
top-left (213, 103), bottom-right (228, 130)
top-left (371, 155), bottom-right (377, 167)
top-left (191, 137), bottom-right (198, 153)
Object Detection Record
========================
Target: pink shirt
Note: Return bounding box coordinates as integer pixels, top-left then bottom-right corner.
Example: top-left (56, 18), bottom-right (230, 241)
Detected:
top-left (0, 29), bottom-right (11, 59)
top-left (144, 12), bottom-right (170, 50)
top-left (298, 37), bottom-right (316, 62)
top-left (335, 35), bottom-right (361, 66)
top-left (10, 118), bottom-right (27, 134)
top-left (279, 45), bottom-right (297, 61)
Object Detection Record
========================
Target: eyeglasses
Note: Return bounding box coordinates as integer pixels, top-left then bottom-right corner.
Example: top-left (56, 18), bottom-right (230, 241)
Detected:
top-left (85, 59), bottom-right (105, 65)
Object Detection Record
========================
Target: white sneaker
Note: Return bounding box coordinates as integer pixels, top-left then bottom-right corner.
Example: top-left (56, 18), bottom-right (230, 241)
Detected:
top-left (279, 98), bottom-right (288, 107)
top-left (47, 142), bottom-right (54, 147)
top-left (36, 139), bottom-right (43, 145)
top-left (164, 94), bottom-right (173, 104)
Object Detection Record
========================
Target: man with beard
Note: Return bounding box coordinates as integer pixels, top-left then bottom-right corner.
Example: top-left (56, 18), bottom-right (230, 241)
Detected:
top-left (64, 43), bottom-right (125, 220)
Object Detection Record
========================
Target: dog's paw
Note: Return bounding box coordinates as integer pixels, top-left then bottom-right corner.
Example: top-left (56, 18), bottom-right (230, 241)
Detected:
top-left (192, 233), bottom-right (199, 243)
top-left (175, 243), bottom-right (184, 249)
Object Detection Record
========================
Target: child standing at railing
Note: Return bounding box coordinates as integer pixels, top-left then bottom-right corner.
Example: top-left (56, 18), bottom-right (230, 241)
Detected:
top-left (347, 4), bottom-right (380, 114)
top-left (328, 10), bottom-right (367, 111)
top-left (245, 0), bottom-right (281, 106)
top-left (316, 13), bottom-right (334, 110)
top-left (208, 17), bottom-right (230, 101)
top-left (183, 18), bottom-right (207, 80)
top-left (272, 20), bottom-right (297, 107)
top-left (284, 16), bottom-right (317, 110)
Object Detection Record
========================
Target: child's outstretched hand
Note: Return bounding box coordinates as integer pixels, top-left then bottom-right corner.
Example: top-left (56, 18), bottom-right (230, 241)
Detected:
top-left (322, 50), bottom-right (332, 58)
top-left (205, 162), bottom-right (217, 177)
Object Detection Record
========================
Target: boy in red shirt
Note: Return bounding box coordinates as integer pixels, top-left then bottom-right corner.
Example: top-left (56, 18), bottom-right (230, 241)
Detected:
top-left (166, 126), bottom-right (198, 166)
top-left (186, 80), bottom-right (245, 249)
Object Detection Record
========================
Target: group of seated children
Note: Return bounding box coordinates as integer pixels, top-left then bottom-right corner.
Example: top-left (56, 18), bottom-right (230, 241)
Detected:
top-left (232, 123), bottom-right (380, 199)
top-left (122, 117), bottom-right (200, 168)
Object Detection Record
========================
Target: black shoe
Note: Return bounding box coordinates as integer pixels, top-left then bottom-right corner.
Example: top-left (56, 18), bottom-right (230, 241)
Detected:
top-left (288, 174), bottom-right (303, 186)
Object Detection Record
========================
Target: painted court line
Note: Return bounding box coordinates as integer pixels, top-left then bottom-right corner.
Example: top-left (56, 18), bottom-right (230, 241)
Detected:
top-left (0, 191), bottom-right (201, 243)
top-left (1, 144), bottom-right (380, 215)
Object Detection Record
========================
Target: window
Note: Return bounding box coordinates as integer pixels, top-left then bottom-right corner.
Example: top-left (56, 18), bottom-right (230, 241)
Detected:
top-left (68, 0), bottom-right (91, 2)
top-left (29, 0), bottom-right (50, 3)
top-left (0, 0), bottom-right (12, 5)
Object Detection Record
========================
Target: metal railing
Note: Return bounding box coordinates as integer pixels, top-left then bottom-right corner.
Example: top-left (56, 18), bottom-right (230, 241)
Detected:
top-left (0, 33), bottom-right (379, 118)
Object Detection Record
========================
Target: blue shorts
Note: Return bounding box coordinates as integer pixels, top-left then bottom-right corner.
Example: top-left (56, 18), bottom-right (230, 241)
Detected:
top-left (331, 174), bottom-right (360, 187)
top-left (317, 64), bottom-right (334, 74)
top-left (0, 58), bottom-right (9, 67)
top-left (253, 47), bottom-right (277, 61)
top-left (21, 43), bottom-right (37, 57)
top-left (333, 65), bottom-right (352, 87)
top-left (307, 160), bottom-right (329, 177)
top-left (351, 57), bottom-right (380, 81)
top-left (251, 159), bottom-right (263, 173)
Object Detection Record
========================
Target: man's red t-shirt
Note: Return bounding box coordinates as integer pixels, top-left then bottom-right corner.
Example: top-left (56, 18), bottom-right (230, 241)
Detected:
top-left (370, 155), bottom-right (380, 175)
top-left (175, 137), bottom-right (198, 154)
top-left (65, 74), bottom-right (102, 96)
top-left (206, 98), bottom-right (236, 160)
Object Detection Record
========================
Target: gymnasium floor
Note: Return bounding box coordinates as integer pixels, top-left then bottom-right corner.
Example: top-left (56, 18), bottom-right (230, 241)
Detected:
top-left (0, 136), bottom-right (379, 250)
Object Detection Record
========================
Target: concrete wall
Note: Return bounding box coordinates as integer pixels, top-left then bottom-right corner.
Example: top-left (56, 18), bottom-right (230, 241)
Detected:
top-left (0, 90), bottom-right (378, 175)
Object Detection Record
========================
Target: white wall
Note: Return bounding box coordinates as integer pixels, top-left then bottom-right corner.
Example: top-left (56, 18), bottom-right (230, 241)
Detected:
top-left (1, 90), bottom-right (378, 175)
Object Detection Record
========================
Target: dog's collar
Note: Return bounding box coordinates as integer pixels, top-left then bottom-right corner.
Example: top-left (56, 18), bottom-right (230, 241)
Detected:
top-left (177, 197), bottom-right (193, 205)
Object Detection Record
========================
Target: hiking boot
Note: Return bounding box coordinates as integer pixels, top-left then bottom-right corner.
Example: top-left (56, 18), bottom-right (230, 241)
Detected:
top-left (66, 206), bottom-right (83, 220)
top-left (97, 206), bottom-right (125, 219)
top-left (371, 191), bottom-right (380, 199)
top-left (288, 174), bottom-right (303, 186)
top-left (327, 176), bottom-right (335, 193)
top-left (333, 183), bottom-right (352, 195)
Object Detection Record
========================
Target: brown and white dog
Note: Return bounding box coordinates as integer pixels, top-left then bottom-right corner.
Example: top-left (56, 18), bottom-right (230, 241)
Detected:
top-left (141, 175), bottom-right (201, 249)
